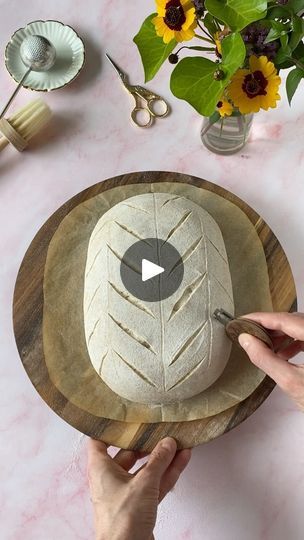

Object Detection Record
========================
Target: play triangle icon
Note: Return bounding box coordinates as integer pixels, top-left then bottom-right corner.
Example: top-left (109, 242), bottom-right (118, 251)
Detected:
top-left (142, 259), bottom-right (164, 282)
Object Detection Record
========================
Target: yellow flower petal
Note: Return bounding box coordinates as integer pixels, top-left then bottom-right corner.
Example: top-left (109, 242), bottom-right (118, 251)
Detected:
top-left (183, 7), bottom-right (196, 30)
top-left (155, 0), bottom-right (166, 15)
top-left (228, 56), bottom-right (281, 115)
top-left (266, 83), bottom-right (280, 94)
top-left (239, 99), bottom-right (260, 114)
top-left (152, 16), bottom-right (165, 30)
top-left (177, 27), bottom-right (195, 41)
top-left (264, 65), bottom-right (277, 78)
top-left (267, 76), bottom-right (281, 88)
top-left (163, 27), bottom-right (175, 43)
top-left (154, 26), bottom-right (166, 38)
top-left (217, 99), bottom-right (233, 117)
top-left (154, 28), bottom-right (163, 38)
top-left (153, 0), bottom-right (197, 43)
top-left (249, 55), bottom-right (266, 72)
top-left (233, 69), bottom-right (250, 80)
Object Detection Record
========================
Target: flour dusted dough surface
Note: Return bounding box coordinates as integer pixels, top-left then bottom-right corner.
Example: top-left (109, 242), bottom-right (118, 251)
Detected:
top-left (84, 193), bottom-right (234, 404)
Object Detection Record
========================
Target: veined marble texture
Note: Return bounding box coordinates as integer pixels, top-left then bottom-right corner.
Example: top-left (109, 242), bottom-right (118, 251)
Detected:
top-left (0, 1), bottom-right (304, 539)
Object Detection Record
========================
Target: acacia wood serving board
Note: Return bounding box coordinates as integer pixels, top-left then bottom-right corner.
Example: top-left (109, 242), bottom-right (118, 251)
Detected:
top-left (13, 171), bottom-right (297, 450)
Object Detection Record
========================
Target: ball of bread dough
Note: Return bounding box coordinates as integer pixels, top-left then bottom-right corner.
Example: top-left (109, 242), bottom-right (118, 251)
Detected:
top-left (84, 193), bottom-right (234, 404)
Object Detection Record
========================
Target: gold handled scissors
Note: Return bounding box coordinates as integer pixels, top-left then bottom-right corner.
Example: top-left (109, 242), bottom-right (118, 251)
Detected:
top-left (106, 53), bottom-right (169, 128)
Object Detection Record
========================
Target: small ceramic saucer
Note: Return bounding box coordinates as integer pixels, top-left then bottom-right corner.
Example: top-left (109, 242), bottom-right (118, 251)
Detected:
top-left (5, 20), bottom-right (85, 91)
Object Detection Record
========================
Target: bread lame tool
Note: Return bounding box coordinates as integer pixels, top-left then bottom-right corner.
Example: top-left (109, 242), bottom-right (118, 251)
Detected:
top-left (213, 308), bottom-right (275, 351)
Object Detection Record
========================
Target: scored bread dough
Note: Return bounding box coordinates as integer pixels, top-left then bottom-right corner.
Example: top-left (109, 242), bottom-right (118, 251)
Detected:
top-left (83, 193), bottom-right (234, 404)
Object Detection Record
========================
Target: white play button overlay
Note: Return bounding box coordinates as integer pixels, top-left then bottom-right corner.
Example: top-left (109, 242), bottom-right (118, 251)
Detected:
top-left (142, 259), bottom-right (164, 282)
top-left (120, 238), bottom-right (184, 302)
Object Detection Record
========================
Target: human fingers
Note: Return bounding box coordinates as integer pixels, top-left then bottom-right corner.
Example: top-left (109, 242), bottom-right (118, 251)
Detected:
top-left (276, 340), bottom-right (304, 360)
top-left (87, 439), bottom-right (114, 501)
top-left (87, 438), bottom-right (120, 485)
top-left (239, 333), bottom-right (299, 392)
top-left (241, 312), bottom-right (304, 341)
top-left (87, 439), bottom-right (108, 468)
top-left (137, 437), bottom-right (177, 483)
top-left (113, 449), bottom-right (143, 471)
top-left (271, 333), bottom-right (292, 350)
top-left (159, 449), bottom-right (192, 502)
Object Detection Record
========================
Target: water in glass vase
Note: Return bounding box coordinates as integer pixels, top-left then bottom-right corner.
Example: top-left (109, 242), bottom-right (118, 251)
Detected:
top-left (201, 113), bottom-right (254, 155)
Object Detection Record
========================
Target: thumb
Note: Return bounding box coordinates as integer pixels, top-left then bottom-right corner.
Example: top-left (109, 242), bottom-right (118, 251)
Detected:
top-left (140, 437), bottom-right (177, 483)
top-left (239, 333), bottom-right (296, 391)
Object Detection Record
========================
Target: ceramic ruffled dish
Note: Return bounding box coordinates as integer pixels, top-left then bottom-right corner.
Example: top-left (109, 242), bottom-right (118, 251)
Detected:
top-left (5, 20), bottom-right (85, 91)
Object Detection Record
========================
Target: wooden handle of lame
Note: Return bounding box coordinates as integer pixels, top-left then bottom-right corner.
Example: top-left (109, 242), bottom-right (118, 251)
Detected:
top-left (0, 133), bottom-right (10, 152)
top-left (0, 119), bottom-right (27, 152)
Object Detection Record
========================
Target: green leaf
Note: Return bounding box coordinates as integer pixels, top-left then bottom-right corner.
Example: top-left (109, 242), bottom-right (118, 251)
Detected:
top-left (187, 46), bottom-right (215, 51)
top-left (280, 33), bottom-right (289, 49)
top-left (267, 5), bottom-right (293, 20)
top-left (275, 44), bottom-right (292, 65)
top-left (203, 13), bottom-right (219, 36)
top-left (170, 33), bottom-right (245, 116)
top-left (286, 67), bottom-right (304, 103)
top-left (289, 15), bottom-right (304, 50)
top-left (294, 40), bottom-right (304, 57)
top-left (133, 14), bottom-right (177, 82)
top-left (205, 0), bottom-right (267, 32)
top-left (289, 0), bottom-right (304, 14)
top-left (171, 57), bottom-right (218, 117)
top-left (264, 21), bottom-right (290, 44)
top-left (277, 40), bottom-right (304, 68)
top-left (221, 32), bottom-right (246, 69)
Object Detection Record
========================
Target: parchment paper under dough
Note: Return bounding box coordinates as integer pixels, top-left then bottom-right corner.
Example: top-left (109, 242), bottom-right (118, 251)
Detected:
top-left (43, 182), bottom-right (273, 423)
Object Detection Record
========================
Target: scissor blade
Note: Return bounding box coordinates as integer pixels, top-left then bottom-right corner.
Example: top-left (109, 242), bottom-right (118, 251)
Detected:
top-left (105, 53), bottom-right (127, 81)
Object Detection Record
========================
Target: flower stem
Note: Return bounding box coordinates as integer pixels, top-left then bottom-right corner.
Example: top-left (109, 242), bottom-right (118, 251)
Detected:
top-left (197, 21), bottom-right (214, 41)
top-left (291, 57), bottom-right (304, 71)
top-left (201, 121), bottom-right (213, 136)
top-left (243, 116), bottom-right (248, 146)
top-left (194, 33), bottom-right (214, 43)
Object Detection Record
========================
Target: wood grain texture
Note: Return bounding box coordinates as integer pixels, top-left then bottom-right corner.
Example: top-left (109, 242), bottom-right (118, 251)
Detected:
top-left (13, 172), bottom-right (297, 450)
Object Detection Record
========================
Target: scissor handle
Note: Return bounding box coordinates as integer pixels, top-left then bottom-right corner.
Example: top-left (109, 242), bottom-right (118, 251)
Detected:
top-left (131, 106), bottom-right (153, 128)
top-left (129, 85), bottom-right (169, 119)
top-left (146, 97), bottom-right (169, 119)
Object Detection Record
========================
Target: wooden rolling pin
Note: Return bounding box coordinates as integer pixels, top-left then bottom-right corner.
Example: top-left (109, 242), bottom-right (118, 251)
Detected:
top-left (0, 99), bottom-right (52, 152)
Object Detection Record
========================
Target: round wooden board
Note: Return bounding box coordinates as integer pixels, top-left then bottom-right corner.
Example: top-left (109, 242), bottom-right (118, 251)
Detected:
top-left (13, 172), bottom-right (297, 451)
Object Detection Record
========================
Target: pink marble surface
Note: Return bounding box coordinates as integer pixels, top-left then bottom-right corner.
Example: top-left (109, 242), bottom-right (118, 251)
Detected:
top-left (0, 1), bottom-right (304, 539)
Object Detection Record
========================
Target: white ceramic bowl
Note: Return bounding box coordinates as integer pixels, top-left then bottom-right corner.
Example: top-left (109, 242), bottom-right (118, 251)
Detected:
top-left (5, 20), bottom-right (85, 91)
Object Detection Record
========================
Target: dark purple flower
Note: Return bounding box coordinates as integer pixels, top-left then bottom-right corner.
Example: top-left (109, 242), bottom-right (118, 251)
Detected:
top-left (242, 23), bottom-right (280, 61)
top-left (193, 0), bottom-right (205, 18)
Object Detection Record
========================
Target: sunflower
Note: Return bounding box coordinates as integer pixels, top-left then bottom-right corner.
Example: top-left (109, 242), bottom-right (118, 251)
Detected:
top-left (153, 0), bottom-right (197, 44)
top-left (217, 99), bottom-right (233, 117)
top-left (228, 55), bottom-right (281, 114)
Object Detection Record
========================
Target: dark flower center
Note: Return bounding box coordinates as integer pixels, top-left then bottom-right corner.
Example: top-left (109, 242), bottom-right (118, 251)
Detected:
top-left (243, 70), bottom-right (268, 98)
top-left (164, 1), bottom-right (186, 30)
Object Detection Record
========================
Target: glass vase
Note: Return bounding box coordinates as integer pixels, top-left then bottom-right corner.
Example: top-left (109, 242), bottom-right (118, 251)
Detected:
top-left (201, 113), bottom-right (254, 155)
